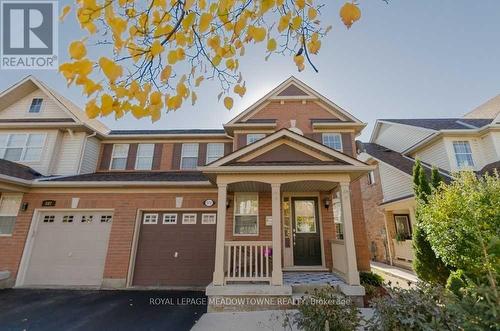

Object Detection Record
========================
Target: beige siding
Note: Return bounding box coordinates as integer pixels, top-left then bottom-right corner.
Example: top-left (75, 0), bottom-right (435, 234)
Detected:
top-left (373, 123), bottom-right (432, 153)
top-left (479, 132), bottom-right (500, 165)
top-left (80, 136), bottom-right (100, 174)
top-left (54, 132), bottom-right (86, 175)
top-left (413, 139), bottom-right (451, 172)
top-left (0, 129), bottom-right (60, 176)
top-left (442, 137), bottom-right (486, 172)
top-left (0, 90), bottom-right (72, 119)
top-left (378, 162), bottom-right (413, 202)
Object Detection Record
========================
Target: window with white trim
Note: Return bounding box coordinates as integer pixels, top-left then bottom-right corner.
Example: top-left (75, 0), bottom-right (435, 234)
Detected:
top-left (206, 143), bottom-right (224, 164)
top-left (163, 213), bottom-right (177, 224)
top-left (367, 171), bottom-right (376, 185)
top-left (234, 193), bottom-right (258, 235)
top-left (453, 141), bottom-right (474, 168)
top-left (322, 133), bottom-right (343, 151)
top-left (246, 134), bottom-right (265, 145)
top-left (394, 215), bottom-right (412, 240)
top-left (0, 194), bottom-right (22, 235)
top-left (0, 133), bottom-right (45, 162)
top-left (28, 98), bottom-right (43, 113)
top-left (182, 213), bottom-right (197, 224)
top-left (180, 143), bottom-right (199, 169)
top-left (202, 213), bottom-right (216, 224)
top-left (110, 144), bottom-right (129, 170)
top-left (135, 144), bottom-right (154, 170)
top-left (143, 213), bottom-right (158, 224)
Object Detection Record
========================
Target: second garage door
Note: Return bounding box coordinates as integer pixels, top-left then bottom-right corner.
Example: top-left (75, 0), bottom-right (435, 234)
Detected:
top-left (132, 211), bottom-right (216, 287)
top-left (22, 210), bottom-right (113, 287)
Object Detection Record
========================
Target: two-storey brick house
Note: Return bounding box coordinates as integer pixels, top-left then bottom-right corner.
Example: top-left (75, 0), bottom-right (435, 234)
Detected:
top-left (0, 76), bottom-right (374, 306)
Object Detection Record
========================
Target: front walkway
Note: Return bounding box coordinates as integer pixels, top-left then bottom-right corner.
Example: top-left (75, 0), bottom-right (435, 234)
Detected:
top-left (370, 261), bottom-right (419, 289)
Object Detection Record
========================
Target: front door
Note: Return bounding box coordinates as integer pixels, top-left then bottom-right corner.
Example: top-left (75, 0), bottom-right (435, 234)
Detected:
top-left (292, 198), bottom-right (322, 266)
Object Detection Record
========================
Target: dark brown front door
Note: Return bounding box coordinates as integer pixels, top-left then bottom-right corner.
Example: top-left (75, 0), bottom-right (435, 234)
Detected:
top-left (292, 198), bottom-right (322, 266)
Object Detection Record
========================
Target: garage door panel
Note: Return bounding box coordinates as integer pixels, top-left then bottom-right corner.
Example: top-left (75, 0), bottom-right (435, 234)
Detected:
top-left (133, 211), bottom-right (216, 287)
top-left (23, 211), bottom-right (113, 287)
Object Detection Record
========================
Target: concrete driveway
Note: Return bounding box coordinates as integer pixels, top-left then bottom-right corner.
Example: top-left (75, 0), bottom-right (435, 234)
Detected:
top-left (0, 289), bottom-right (207, 331)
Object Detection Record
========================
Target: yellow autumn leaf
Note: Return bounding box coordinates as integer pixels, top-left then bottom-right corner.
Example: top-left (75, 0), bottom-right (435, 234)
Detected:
top-left (224, 96), bottom-right (233, 110)
top-left (278, 13), bottom-right (291, 32)
top-left (294, 55), bottom-right (305, 72)
top-left (195, 76), bottom-right (204, 87)
top-left (160, 65), bottom-right (172, 81)
top-left (60, 5), bottom-right (71, 21)
top-left (100, 94), bottom-right (114, 116)
top-left (150, 91), bottom-right (162, 105)
top-left (167, 50), bottom-right (178, 64)
top-left (267, 38), bottom-right (277, 52)
top-left (85, 99), bottom-right (100, 118)
top-left (199, 13), bottom-right (212, 33)
top-left (295, 0), bottom-right (305, 9)
top-left (83, 79), bottom-right (102, 96)
top-left (150, 40), bottom-right (164, 57)
top-left (69, 41), bottom-right (86, 60)
top-left (166, 95), bottom-right (182, 110)
top-left (99, 57), bottom-right (123, 83)
top-left (340, 2), bottom-right (361, 29)
top-left (234, 84), bottom-right (246, 97)
top-left (291, 15), bottom-right (302, 30)
top-left (308, 7), bottom-right (318, 20)
top-left (249, 26), bottom-right (266, 42)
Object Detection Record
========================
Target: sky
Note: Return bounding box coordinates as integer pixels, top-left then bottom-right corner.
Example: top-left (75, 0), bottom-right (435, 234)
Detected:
top-left (1, 1), bottom-right (499, 141)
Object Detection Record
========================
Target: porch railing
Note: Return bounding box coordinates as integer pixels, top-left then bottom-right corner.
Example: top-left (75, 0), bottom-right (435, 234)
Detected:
top-left (224, 241), bottom-right (273, 283)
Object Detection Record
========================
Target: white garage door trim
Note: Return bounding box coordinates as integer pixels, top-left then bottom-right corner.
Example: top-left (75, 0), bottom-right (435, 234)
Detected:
top-left (16, 208), bottom-right (114, 288)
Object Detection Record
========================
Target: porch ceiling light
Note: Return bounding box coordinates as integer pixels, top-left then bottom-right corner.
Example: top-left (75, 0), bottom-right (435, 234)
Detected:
top-left (226, 198), bottom-right (232, 209)
top-left (323, 198), bottom-right (331, 209)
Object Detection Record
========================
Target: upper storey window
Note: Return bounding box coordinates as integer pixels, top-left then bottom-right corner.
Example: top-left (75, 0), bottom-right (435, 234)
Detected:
top-left (322, 133), bottom-right (343, 151)
top-left (453, 141), bottom-right (474, 168)
top-left (0, 133), bottom-right (45, 162)
top-left (28, 98), bottom-right (43, 113)
top-left (110, 144), bottom-right (129, 170)
top-left (247, 133), bottom-right (265, 145)
top-left (206, 143), bottom-right (224, 164)
top-left (135, 144), bottom-right (154, 170)
top-left (181, 143), bottom-right (199, 169)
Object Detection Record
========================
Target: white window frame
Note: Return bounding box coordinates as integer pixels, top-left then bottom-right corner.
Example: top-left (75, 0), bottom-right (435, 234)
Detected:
top-left (367, 171), bottom-right (376, 185)
top-left (201, 213), bottom-right (217, 224)
top-left (452, 141), bottom-right (475, 168)
top-left (233, 193), bottom-right (259, 236)
top-left (182, 213), bottom-right (197, 224)
top-left (135, 143), bottom-right (154, 170)
top-left (143, 213), bottom-right (158, 224)
top-left (0, 133), bottom-right (46, 163)
top-left (110, 144), bottom-right (130, 170)
top-left (162, 213), bottom-right (177, 224)
top-left (206, 143), bottom-right (225, 164)
top-left (28, 98), bottom-right (44, 113)
top-left (180, 143), bottom-right (199, 169)
top-left (322, 133), bottom-right (343, 151)
top-left (0, 194), bottom-right (22, 236)
top-left (246, 133), bottom-right (266, 145)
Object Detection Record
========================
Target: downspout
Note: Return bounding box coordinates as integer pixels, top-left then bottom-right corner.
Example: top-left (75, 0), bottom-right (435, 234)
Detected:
top-left (77, 131), bottom-right (97, 174)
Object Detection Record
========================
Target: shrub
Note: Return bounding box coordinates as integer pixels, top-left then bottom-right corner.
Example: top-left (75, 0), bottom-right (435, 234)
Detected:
top-left (446, 269), bottom-right (467, 297)
top-left (360, 271), bottom-right (383, 287)
top-left (365, 282), bottom-right (461, 331)
top-left (293, 286), bottom-right (360, 331)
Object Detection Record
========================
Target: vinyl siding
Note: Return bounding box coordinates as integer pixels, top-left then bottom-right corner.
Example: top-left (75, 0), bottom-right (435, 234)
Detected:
top-left (0, 90), bottom-right (73, 119)
top-left (413, 139), bottom-right (451, 171)
top-left (378, 162), bottom-right (413, 202)
top-left (442, 137), bottom-right (486, 172)
top-left (80, 136), bottom-right (100, 174)
top-left (374, 122), bottom-right (432, 153)
top-left (54, 132), bottom-right (86, 175)
top-left (479, 132), bottom-right (500, 165)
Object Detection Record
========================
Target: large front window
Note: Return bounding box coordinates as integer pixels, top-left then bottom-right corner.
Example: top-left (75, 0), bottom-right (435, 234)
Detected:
top-left (234, 193), bottom-right (258, 235)
top-left (110, 144), bottom-right (129, 170)
top-left (135, 144), bottom-right (154, 170)
top-left (0, 194), bottom-right (22, 235)
top-left (322, 133), bottom-right (343, 151)
top-left (453, 141), bottom-right (474, 168)
top-left (181, 143), bottom-right (199, 169)
top-left (0, 133), bottom-right (45, 162)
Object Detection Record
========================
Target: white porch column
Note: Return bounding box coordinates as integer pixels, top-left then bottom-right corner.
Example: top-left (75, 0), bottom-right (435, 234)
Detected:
top-left (213, 183), bottom-right (227, 285)
top-left (271, 183), bottom-right (283, 285)
top-left (383, 211), bottom-right (394, 266)
top-left (340, 182), bottom-right (360, 285)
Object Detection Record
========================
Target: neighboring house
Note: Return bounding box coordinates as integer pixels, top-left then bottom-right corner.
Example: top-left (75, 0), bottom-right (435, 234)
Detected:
top-left (0, 76), bottom-right (373, 306)
top-left (359, 108), bottom-right (500, 269)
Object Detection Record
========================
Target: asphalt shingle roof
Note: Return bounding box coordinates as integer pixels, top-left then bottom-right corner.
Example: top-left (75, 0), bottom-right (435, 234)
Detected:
top-left (381, 118), bottom-right (494, 131)
top-left (109, 129), bottom-right (225, 135)
top-left (42, 171), bottom-right (209, 182)
top-left (0, 159), bottom-right (41, 180)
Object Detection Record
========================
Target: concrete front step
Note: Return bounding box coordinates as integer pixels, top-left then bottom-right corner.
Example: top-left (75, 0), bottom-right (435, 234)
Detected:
top-left (0, 270), bottom-right (12, 289)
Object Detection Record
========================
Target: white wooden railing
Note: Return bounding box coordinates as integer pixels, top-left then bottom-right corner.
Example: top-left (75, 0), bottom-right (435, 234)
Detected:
top-left (224, 241), bottom-right (273, 283)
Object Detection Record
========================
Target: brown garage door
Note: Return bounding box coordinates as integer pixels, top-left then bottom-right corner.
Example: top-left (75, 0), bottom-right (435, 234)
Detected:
top-left (132, 211), bottom-right (216, 287)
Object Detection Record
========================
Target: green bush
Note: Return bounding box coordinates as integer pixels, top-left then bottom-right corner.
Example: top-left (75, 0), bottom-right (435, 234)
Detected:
top-left (446, 269), bottom-right (467, 297)
top-left (365, 282), bottom-right (461, 331)
top-left (293, 286), bottom-right (360, 331)
top-left (360, 271), bottom-right (383, 287)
